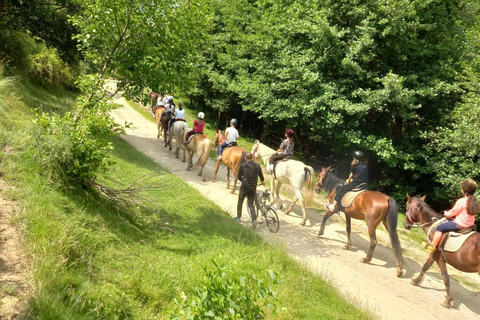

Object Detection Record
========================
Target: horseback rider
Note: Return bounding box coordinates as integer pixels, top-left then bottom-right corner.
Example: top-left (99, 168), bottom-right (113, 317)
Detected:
top-left (217, 118), bottom-right (239, 161)
top-left (184, 112), bottom-right (205, 145)
top-left (268, 129), bottom-right (294, 174)
top-left (326, 151), bottom-right (369, 213)
top-left (173, 101), bottom-right (186, 122)
top-left (426, 179), bottom-right (479, 253)
top-left (163, 97), bottom-right (176, 131)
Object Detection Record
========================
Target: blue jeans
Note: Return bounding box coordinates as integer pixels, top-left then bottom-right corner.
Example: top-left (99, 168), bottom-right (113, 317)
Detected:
top-left (437, 220), bottom-right (461, 233)
top-left (218, 142), bottom-right (228, 156)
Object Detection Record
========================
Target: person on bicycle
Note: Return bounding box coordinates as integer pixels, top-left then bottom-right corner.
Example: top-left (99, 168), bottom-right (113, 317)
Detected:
top-left (236, 152), bottom-right (265, 226)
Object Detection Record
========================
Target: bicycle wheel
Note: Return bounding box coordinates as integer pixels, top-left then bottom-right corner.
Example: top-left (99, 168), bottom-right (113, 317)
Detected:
top-left (264, 206), bottom-right (279, 233)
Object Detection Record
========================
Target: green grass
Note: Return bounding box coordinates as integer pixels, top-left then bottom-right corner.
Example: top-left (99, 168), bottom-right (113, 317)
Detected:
top-left (0, 77), bottom-right (371, 319)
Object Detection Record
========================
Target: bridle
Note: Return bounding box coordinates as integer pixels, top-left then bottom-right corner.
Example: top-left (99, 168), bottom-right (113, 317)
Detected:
top-left (405, 198), bottom-right (436, 228)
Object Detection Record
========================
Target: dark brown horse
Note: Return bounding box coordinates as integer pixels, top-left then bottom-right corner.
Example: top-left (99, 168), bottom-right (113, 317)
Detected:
top-left (160, 112), bottom-right (172, 147)
top-left (211, 130), bottom-right (246, 194)
top-left (316, 166), bottom-right (404, 277)
top-left (404, 194), bottom-right (480, 308)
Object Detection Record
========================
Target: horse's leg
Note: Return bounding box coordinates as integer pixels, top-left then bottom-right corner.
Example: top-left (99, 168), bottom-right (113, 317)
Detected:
top-left (437, 257), bottom-right (454, 308)
top-left (230, 167), bottom-right (238, 194)
top-left (411, 253), bottom-right (436, 286)
top-left (269, 178), bottom-right (276, 206)
top-left (361, 222), bottom-right (378, 263)
top-left (275, 182), bottom-right (283, 211)
top-left (186, 151), bottom-right (193, 171)
top-left (182, 146), bottom-right (186, 163)
top-left (318, 212), bottom-right (334, 236)
top-left (226, 167), bottom-right (231, 189)
top-left (343, 215), bottom-right (352, 250)
top-left (211, 161), bottom-right (221, 182)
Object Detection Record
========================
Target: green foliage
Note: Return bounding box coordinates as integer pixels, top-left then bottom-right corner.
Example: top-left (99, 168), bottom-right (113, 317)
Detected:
top-left (30, 102), bottom-right (122, 185)
top-left (28, 44), bottom-right (76, 88)
top-left (172, 261), bottom-right (279, 319)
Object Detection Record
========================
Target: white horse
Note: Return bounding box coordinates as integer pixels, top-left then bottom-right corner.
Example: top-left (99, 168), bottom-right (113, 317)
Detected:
top-left (251, 140), bottom-right (314, 226)
top-left (168, 120), bottom-right (189, 162)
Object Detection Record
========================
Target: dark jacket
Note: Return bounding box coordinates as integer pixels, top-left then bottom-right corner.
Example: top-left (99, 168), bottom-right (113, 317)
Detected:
top-left (238, 161), bottom-right (264, 190)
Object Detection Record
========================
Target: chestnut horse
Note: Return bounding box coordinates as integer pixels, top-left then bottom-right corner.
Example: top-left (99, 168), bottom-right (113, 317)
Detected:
top-left (185, 133), bottom-right (213, 182)
top-left (404, 194), bottom-right (480, 308)
top-left (211, 130), bottom-right (246, 194)
top-left (154, 106), bottom-right (166, 138)
top-left (315, 166), bottom-right (404, 277)
top-left (251, 140), bottom-right (314, 226)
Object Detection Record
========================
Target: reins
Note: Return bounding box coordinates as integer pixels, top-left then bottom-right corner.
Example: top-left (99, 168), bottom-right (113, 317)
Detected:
top-left (405, 199), bottom-right (439, 228)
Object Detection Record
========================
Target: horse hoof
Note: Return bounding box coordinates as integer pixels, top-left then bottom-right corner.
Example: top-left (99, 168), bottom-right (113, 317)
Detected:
top-left (230, 190), bottom-right (235, 194)
top-left (441, 301), bottom-right (452, 309)
top-left (360, 257), bottom-right (370, 263)
top-left (317, 230), bottom-right (324, 237)
top-left (299, 221), bottom-right (305, 226)
top-left (396, 269), bottom-right (404, 278)
top-left (410, 279), bottom-right (420, 286)
top-left (343, 245), bottom-right (350, 251)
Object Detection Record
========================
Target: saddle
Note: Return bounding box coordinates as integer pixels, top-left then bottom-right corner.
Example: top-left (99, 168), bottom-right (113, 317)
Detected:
top-left (225, 141), bottom-right (238, 148)
top-left (186, 132), bottom-right (202, 144)
top-left (336, 182), bottom-right (368, 209)
top-left (428, 219), bottom-right (476, 252)
top-left (272, 156), bottom-right (293, 171)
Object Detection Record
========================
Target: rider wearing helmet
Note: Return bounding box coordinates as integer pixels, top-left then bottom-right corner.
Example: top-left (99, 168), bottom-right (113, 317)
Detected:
top-left (184, 111), bottom-right (206, 145)
top-left (326, 151), bottom-right (369, 213)
top-left (268, 129), bottom-right (295, 174)
top-left (217, 118), bottom-right (239, 161)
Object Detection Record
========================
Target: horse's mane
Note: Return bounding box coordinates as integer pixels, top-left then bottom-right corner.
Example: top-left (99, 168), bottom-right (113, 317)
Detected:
top-left (414, 197), bottom-right (442, 221)
top-left (323, 171), bottom-right (344, 194)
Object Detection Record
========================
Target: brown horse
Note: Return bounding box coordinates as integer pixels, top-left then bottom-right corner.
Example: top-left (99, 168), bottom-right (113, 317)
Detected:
top-left (154, 106), bottom-right (166, 138)
top-left (316, 166), bottom-right (404, 277)
top-left (211, 130), bottom-right (246, 194)
top-left (160, 112), bottom-right (172, 147)
top-left (404, 194), bottom-right (480, 308)
top-left (185, 133), bottom-right (213, 182)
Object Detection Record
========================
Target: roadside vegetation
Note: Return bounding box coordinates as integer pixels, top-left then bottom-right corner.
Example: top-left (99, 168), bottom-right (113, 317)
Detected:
top-left (0, 72), bottom-right (370, 318)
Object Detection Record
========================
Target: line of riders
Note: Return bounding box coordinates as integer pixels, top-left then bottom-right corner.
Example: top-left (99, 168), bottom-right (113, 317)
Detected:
top-left (149, 91), bottom-right (479, 254)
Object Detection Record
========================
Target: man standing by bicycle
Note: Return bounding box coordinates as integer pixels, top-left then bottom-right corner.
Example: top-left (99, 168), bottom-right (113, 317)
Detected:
top-left (236, 152), bottom-right (265, 226)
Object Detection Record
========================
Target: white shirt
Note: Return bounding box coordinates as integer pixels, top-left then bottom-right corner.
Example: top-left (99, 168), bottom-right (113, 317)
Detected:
top-left (165, 103), bottom-right (175, 113)
top-left (225, 127), bottom-right (239, 144)
top-left (175, 109), bottom-right (185, 119)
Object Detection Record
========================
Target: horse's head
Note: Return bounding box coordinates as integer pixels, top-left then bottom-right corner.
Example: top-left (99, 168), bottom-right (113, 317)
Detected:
top-left (403, 194), bottom-right (429, 230)
top-left (213, 130), bottom-right (225, 147)
top-left (251, 139), bottom-right (261, 162)
top-left (315, 166), bottom-right (331, 193)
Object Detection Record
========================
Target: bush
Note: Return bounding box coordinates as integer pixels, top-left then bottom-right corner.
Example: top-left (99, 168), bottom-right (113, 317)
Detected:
top-left (171, 260), bottom-right (279, 320)
top-left (30, 102), bottom-right (122, 186)
top-left (28, 44), bottom-right (76, 88)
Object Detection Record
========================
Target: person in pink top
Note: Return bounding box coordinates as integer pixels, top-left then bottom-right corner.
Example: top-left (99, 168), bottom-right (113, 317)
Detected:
top-left (184, 112), bottom-right (205, 145)
top-left (426, 179), bottom-right (479, 253)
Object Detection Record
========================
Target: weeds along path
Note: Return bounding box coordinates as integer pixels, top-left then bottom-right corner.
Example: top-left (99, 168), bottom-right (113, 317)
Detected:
top-left (109, 92), bottom-right (480, 320)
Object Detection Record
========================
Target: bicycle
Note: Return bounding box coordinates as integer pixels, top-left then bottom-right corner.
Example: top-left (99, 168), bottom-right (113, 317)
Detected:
top-left (253, 187), bottom-right (280, 233)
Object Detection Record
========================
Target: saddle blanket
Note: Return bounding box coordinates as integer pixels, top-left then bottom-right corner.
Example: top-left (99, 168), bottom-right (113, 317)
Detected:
top-left (428, 218), bottom-right (476, 252)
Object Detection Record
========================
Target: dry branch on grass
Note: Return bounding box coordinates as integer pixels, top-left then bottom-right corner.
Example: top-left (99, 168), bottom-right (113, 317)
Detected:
top-left (89, 174), bottom-right (177, 234)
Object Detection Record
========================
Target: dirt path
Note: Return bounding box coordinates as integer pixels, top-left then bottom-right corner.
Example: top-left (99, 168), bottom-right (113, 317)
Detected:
top-left (108, 90), bottom-right (480, 319)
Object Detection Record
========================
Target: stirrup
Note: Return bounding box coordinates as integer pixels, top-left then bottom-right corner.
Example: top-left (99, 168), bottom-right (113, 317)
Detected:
top-left (426, 244), bottom-right (437, 253)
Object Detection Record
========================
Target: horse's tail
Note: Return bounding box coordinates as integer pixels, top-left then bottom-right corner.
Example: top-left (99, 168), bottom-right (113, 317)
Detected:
top-left (303, 166), bottom-right (315, 206)
top-left (386, 197), bottom-right (405, 269)
top-left (241, 150), bottom-right (246, 164)
top-left (193, 136), bottom-right (212, 169)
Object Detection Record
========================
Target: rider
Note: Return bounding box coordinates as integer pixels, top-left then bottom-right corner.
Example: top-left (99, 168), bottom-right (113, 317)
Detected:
top-left (426, 179), bottom-right (479, 253)
top-left (184, 112), bottom-right (205, 145)
top-left (268, 129), bottom-right (294, 174)
top-left (163, 97), bottom-right (176, 131)
top-left (236, 152), bottom-right (265, 226)
top-left (326, 151), bottom-right (369, 213)
top-left (173, 101), bottom-right (186, 122)
top-left (217, 118), bottom-right (239, 161)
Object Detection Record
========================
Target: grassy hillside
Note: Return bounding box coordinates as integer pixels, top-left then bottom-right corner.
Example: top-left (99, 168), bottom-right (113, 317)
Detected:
top-left (0, 76), bottom-right (371, 319)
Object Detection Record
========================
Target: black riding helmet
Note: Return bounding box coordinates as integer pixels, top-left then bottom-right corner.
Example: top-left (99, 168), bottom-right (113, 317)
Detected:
top-left (353, 151), bottom-right (365, 161)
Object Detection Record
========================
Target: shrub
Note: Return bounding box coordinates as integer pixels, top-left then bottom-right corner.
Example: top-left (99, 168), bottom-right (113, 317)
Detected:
top-left (28, 44), bottom-right (76, 88)
top-left (30, 101), bottom-right (122, 186)
top-left (171, 260), bottom-right (279, 320)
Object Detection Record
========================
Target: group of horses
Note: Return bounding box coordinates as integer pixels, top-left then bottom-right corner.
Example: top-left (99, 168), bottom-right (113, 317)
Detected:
top-left (157, 122), bottom-right (479, 308)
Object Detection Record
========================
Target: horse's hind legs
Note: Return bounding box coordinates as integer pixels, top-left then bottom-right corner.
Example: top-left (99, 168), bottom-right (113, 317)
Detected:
top-left (344, 216), bottom-right (353, 251)
top-left (361, 226), bottom-right (377, 263)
